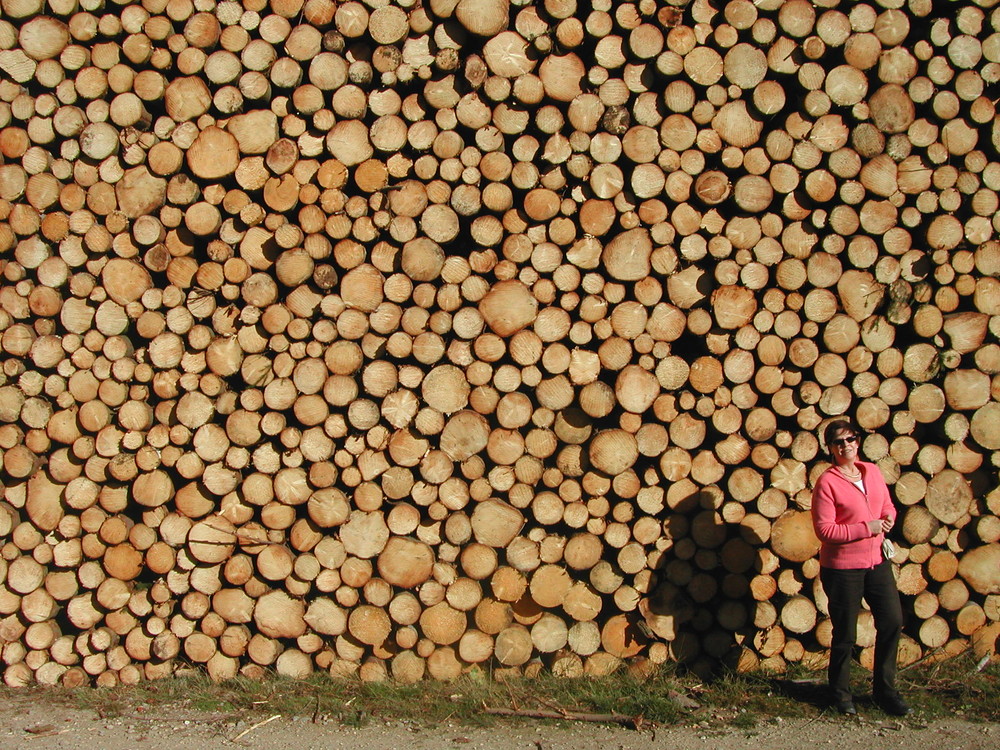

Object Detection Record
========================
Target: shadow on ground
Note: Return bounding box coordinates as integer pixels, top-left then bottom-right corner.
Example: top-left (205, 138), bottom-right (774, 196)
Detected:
top-left (768, 678), bottom-right (830, 711)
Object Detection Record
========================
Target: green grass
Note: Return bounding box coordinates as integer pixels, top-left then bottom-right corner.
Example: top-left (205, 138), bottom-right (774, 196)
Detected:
top-left (900, 654), bottom-right (1000, 720)
top-left (12, 653), bottom-right (999, 731)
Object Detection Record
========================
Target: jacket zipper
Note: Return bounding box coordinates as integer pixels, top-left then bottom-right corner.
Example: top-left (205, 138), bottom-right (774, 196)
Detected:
top-left (842, 467), bottom-right (880, 569)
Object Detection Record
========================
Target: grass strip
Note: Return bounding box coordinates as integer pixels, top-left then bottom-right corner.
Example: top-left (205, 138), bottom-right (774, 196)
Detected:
top-left (8, 652), bottom-right (996, 731)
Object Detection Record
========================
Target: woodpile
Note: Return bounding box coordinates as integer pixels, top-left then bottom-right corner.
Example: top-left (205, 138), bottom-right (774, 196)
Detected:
top-left (0, 0), bottom-right (999, 687)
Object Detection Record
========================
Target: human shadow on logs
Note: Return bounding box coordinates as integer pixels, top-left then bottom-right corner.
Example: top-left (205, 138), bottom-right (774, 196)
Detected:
top-left (639, 515), bottom-right (697, 649)
top-left (639, 500), bottom-right (760, 679)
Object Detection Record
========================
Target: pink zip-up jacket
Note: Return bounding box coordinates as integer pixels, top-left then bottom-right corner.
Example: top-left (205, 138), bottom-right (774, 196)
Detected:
top-left (811, 461), bottom-right (896, 569)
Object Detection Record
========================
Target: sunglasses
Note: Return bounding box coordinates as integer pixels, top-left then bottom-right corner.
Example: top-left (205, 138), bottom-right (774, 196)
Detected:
top-left (830, 435), bottom-right (858, 447)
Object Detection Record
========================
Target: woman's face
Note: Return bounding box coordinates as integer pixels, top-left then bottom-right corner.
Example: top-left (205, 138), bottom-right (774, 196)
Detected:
top-left (829, 428), bottom-right (859, 465)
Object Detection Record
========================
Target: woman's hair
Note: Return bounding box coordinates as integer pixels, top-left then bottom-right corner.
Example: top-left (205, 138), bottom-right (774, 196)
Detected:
top-left (823, 418), bottom-right (860, 454)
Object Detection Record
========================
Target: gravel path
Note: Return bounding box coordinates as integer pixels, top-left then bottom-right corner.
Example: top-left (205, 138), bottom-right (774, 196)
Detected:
top-left (3, 692), bottom-right (996, 750)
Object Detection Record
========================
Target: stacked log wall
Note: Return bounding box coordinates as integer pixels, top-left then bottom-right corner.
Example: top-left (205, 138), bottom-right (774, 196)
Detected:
top-left (0, 0), bottom-right (998, 686)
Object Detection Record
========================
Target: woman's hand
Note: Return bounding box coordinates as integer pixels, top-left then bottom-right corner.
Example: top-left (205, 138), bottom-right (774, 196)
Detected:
top-left (867, 519), bottom-right (882, 535)
top-left (881, 516), bottom-right (894, 533)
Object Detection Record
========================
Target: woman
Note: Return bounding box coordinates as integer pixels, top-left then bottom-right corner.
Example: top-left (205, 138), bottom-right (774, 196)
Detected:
top-left (811, 419), bottom-right (910, 717)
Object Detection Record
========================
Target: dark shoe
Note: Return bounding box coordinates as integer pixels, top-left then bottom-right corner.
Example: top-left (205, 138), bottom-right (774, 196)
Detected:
top-left (835, 700), bottom-right (857, 716)
top-left (875, 692), bottom-right (912, 716)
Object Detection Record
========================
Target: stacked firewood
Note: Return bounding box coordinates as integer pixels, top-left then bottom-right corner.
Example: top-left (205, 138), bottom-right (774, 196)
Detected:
top-left (0, 0), bottom-right (998, 686)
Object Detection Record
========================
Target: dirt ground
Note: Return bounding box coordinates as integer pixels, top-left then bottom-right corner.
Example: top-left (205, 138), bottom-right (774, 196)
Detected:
top-left (2, 692), bottom-right (996, 750)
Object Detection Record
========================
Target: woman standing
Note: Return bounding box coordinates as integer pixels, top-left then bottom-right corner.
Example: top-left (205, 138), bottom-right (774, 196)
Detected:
top-left (811, 419), bottom-right (911, 717)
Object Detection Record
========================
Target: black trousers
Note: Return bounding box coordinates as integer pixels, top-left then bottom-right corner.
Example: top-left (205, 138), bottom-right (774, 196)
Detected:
top-left (820, 560), bottom-right (903, 703)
